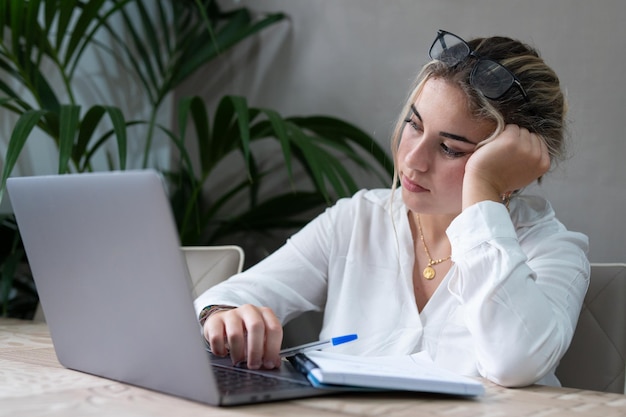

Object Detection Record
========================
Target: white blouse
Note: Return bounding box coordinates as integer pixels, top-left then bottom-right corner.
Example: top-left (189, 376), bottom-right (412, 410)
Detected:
top-left (194, 189), bottom-right (590, 387)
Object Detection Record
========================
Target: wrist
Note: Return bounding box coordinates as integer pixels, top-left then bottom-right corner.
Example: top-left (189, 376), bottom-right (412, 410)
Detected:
top-left (198, 304), bottom-right (235, 326)
top-left (462, 176), bottom-right (502, 210)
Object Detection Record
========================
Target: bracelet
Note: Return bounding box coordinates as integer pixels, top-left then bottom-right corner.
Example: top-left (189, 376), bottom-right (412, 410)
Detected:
top-left (198, 304), bottom-right (235, 326)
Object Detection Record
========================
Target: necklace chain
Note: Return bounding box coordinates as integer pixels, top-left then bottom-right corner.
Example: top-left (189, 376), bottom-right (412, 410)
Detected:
top-left (416, 214), bottom-right (451, 280)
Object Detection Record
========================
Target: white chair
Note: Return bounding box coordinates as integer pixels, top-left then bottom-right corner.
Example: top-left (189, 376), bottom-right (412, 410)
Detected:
top-left (181, 246), bottom-right (244, 298)
top-left (556, 263), bottom-right (626, 393)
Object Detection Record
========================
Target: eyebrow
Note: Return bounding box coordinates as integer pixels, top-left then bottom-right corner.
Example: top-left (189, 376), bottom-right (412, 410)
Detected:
top-left (410, 105), bottom-right (477, 145)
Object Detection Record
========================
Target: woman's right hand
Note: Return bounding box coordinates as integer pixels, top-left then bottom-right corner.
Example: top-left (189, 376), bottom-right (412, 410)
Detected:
top-left (203, 304), bottom-right (283, 370)
top-left (462, 124), bottom-right (551, 209)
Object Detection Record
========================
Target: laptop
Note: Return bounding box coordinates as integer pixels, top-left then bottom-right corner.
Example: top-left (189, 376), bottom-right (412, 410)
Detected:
top-left (7, 170), bottom-right (335, 406)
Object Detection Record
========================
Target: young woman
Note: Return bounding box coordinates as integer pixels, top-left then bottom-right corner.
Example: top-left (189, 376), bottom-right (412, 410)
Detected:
top-left (194, 30), bottom-right (590, 388)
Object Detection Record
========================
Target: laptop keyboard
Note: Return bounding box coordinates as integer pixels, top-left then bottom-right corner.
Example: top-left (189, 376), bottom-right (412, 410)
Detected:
top-left (212, 365), bottom-right (311, 395)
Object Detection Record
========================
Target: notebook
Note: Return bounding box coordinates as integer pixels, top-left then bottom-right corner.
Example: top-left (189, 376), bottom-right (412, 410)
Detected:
top-left (7, 170), bottom-right (483, 406)
top-left (291, 351), bottom-right (484, 396)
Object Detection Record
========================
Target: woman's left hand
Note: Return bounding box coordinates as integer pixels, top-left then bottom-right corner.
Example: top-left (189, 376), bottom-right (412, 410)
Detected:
top-left (462, 124), bottom-right (551, 209)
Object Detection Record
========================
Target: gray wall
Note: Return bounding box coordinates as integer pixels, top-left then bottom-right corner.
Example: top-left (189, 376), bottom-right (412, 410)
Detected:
top-left (177, 0), bottom-right (626, 263)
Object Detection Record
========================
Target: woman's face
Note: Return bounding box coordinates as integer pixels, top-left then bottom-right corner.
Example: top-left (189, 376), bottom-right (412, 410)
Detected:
top-left (397, 77), bottom-right (495, 215)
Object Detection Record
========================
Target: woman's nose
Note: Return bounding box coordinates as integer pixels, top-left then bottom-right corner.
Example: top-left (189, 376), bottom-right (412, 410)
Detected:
top-left (403, 135), bottom-right (432, 173)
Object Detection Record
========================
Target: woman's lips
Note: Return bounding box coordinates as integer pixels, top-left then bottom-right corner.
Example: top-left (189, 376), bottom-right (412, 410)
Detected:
top-left (401, 175), bottom-right (429, 193)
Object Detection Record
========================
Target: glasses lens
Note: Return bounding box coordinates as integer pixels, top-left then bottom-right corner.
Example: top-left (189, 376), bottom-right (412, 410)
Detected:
top-left (471, 59), bottom-right (514, 99)
top-left (429, 32), bottom-right (470, 66)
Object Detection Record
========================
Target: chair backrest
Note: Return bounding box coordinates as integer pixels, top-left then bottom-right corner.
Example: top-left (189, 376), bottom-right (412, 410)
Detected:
top-left (556, 263), bottom-right (626, 393)
top-left (181, 246), bottom-right (244, 298)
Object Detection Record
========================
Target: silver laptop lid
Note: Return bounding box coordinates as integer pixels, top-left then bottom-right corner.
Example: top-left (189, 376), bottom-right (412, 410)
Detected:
top-left (7, 170), bottom-right (220, 405)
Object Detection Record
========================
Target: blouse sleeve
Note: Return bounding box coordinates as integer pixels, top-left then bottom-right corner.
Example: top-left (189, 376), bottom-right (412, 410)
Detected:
top-left (446, 198), bottom-right (590, 387)
top-left (193, 193), bottom-right (350, 324)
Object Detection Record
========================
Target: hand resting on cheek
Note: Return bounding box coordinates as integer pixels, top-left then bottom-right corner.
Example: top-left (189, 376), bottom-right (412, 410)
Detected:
top-left (462, 124), bottom-right (551, 209)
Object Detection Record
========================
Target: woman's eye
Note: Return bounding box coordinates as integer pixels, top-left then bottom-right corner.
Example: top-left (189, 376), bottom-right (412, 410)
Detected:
top-left (441, 143), bottom-right (467, 158)
top-left (404, 118), bottom-right (422, 132)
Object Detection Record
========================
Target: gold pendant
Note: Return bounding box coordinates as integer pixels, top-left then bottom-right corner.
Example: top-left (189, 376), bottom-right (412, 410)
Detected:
top-left (423, 266), bottom-right (436, 280)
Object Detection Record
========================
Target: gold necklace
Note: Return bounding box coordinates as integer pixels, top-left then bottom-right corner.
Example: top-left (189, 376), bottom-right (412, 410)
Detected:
top-left (416, 214), bottom-right (451, 280)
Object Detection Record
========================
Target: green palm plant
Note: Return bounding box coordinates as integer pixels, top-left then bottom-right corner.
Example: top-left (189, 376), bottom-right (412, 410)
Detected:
top-left (0, 0), bottom-right (287, 191)
top-left (170, 95), bottom-right (392, 247)
top-left (0, 0), bottom-right (133, 317)
top-left (0, 0), bottom-right (292, 315)
top-left (0, 0), bottom-right (393, 316)
top-left (105, 0), bottom-right (287, 168)
top-left (0, 0), bottom-right (131, 187)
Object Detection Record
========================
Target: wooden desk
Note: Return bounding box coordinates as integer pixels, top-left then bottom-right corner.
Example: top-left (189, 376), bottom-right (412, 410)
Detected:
top-left (2, 318), bottom-right (626, 417)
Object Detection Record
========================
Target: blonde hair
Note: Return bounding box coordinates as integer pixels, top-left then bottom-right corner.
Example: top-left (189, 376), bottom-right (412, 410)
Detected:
top-left (390, 35), bottom-right (567, 188)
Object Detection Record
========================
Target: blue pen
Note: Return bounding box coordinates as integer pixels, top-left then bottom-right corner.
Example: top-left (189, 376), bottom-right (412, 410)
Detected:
top-left (279, 334), bottom-right (358, 358)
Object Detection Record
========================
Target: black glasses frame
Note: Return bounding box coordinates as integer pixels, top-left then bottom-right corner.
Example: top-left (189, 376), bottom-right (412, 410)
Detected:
top-left (429, 30), bottom-right (529, 102)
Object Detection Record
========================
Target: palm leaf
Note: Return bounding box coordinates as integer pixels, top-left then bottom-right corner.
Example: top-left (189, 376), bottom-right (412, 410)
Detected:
top-left (211, 95), bottom-right (253, 173)
top-left (58, 104), bottom-right (81, 174)
top-left (177, 96), bottom-right (211, 176)
top-left (74, 105), bottom-right (106, 164)
top-left (255, 108), bottom-right (295, 186)
top-left (76, 106), bottom-right (129, 171)
top-left (171, 7), bottom-right (286, 87)
top-left (207, 191), bottom-right (327, 243)
top-left (0, 110), bottom-right (47, 200)
top-left (290, 116), bottom-right (394, 179)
